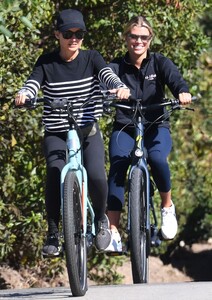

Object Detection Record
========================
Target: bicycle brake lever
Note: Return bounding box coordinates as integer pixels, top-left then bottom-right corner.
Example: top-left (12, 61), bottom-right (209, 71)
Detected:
top-left (172, 104), bottom-right (181, 110)
top-left (177, 106), bottom-right (195, 111)
top-left (185, 107), bottom-right (195, 111)
top-left (100, 90), bottom-right (111, 99)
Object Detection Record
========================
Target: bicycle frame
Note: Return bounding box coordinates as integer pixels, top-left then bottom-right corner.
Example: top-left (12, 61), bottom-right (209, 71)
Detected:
top-left (15, 97), bottom-right (94, 295)
top-left (60, 124), bottom-right (96, 238)
top-left (127, 115), bottom-right (151, 242)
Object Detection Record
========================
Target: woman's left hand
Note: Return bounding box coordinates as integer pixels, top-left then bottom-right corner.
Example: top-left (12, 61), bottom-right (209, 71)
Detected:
top-left (110, 88), bottom-right (130, 100)
top-left (179, 92), bottom-right (192, 105)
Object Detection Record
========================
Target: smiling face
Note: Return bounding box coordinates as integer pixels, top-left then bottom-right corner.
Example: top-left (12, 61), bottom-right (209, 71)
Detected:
top-left (126, 25), bottom-right (152, 59)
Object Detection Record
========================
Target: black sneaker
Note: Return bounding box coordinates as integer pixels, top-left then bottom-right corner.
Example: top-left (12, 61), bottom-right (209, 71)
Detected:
top-left (42, 233), bottom-right (61, 257)
top-left (95, 214), bottom-right (111, 251)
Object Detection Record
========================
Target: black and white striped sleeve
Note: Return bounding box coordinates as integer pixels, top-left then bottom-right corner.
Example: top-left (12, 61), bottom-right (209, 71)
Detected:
top-left (98, 66), bottom-right (128, 89)
top-left (18, 56), bottom-right (44, 97)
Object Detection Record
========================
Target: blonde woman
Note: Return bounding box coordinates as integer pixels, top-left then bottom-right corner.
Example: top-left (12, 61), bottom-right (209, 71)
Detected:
top-left (106, 16), bottom-right (191, 251)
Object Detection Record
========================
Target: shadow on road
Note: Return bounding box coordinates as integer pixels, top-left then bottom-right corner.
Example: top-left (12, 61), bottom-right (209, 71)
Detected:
top-left (161, 246), bottom-right (212, 281)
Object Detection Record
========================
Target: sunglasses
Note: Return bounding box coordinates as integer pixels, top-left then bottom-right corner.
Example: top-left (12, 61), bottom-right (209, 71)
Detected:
top-left (128, 33), bottom-right (152, 41)
top-left (61, 30), bottom-right (85, 40)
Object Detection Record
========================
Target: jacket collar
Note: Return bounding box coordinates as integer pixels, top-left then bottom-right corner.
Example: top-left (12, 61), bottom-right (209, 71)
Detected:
top-left (123, 50), bottom-right (151, 67)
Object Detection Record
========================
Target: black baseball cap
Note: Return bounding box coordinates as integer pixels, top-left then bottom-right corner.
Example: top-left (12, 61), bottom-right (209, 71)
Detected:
top-left (56, 9), bottom-right (86, 32)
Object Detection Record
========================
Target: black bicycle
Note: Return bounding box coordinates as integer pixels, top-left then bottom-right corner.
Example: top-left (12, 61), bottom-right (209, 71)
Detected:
top-left (103, 93), bottom-right (196, 283)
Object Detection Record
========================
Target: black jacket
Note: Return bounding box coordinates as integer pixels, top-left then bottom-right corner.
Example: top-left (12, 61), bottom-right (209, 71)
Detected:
top-left (109, 51), bottom-right (189, 127)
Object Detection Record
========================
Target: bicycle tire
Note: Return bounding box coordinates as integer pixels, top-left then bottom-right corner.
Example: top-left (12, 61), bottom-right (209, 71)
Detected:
top-left (63, 171), bottom-right (87, 296)
top-left (129, 167), bottom-right (149, 283)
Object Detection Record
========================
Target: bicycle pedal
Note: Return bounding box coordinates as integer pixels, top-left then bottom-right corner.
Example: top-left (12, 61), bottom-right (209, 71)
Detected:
top-left (105, 250), bottom-right (128, 256)
top-left (151, 238), bottom-right (161, 247)
top-left (157, 229), bottom-right (165, 241)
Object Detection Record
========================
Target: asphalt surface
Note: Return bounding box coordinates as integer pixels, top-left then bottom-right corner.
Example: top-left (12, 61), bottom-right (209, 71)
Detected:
top-left (0, 282), bottom-right (212, 300)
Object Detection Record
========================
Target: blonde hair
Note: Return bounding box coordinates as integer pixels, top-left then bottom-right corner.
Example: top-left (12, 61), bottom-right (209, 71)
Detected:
top-left (123, 16), bottom-right (153, 38)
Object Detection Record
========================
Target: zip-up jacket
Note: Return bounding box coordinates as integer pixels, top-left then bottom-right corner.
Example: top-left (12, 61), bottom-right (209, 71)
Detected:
top-left (109, 51), bottom-right (189, 127)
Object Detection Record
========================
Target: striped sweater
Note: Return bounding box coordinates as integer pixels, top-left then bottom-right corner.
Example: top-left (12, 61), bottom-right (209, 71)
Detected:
top-left (19, 49), bottom-right (127, 132)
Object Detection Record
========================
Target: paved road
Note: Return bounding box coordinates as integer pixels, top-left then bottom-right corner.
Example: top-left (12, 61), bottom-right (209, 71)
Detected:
top-left (0, 282), bottom-right (212, 300)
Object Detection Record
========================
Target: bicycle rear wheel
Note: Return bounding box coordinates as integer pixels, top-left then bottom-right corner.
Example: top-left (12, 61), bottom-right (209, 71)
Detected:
top-left (129, 167), bottom-right (150, 283)
top-left (63, 171), bottom-right (87, 296)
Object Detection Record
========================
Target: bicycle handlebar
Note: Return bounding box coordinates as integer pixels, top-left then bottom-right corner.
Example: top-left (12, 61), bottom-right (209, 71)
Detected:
top-left (15, 97), bottom-right (69, 109)
top-left (102, 94), bottom-right (197, 113)
top-left (14, 94), bottom-right (197, 113)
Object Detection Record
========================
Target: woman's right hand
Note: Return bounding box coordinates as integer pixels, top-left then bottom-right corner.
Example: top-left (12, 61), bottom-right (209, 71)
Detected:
top-left (15, 93), bottom-right (28, 106)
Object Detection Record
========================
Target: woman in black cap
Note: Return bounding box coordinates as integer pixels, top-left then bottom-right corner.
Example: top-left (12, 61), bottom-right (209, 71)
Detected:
top-left (15, 9), bottom-right (130, 256)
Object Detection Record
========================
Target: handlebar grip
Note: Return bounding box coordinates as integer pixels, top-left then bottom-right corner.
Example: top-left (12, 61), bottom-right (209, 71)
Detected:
top-left (15, 97), bottom-right (70, 110)
top-left (14, 97), bottom-right (41, 108)
top-left (25, 98), bottom-right (35, 105)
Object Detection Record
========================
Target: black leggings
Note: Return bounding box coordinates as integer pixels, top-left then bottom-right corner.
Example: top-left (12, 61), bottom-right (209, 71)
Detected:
top-left (43, 124), bottom-right (108, 233)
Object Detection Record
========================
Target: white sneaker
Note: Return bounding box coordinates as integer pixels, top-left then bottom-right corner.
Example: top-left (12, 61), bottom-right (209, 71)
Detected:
top-left (161, 201), bottom-right (178, 240)
top-left (105, 230), bottom-right (122, 252)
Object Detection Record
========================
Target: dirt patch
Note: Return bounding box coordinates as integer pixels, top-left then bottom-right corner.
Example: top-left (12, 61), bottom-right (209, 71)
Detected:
top-left (0, 242), bottom-right (211, 289)
top-left (116, 255), bottom-right (192, 284)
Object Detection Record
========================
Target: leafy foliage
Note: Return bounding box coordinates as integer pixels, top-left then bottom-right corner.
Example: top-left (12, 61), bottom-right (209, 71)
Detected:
top-left (0, 0), bottom-right (211, 284)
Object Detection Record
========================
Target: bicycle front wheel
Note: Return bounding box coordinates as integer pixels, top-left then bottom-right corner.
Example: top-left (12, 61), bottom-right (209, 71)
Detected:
top-left (63, 171), bottom-right (87, 296)
top-left (129, 167), bottom-right (149, 283)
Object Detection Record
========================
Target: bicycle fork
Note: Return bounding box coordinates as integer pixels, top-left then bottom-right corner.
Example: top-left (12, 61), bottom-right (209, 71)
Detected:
top-left (128, 155), bottom-right (151, 248)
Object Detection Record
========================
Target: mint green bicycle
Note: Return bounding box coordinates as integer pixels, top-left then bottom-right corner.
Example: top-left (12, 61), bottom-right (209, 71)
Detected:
top-left (17, 97), bottom-right (98, 296)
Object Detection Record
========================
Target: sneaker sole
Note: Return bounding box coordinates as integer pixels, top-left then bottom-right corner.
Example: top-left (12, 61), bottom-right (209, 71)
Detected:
top-left (42, 247), bottom-right (62, 258)
top-left (161, 228), bottom-right (177, 240)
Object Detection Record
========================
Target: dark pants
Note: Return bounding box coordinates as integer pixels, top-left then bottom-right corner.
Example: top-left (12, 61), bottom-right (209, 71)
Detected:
top-left (43, 123), bottom-right (108, 233)
top-left (107, 125), bottom-right (172, 211)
